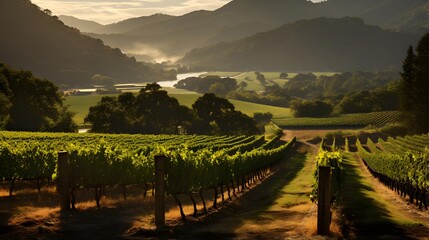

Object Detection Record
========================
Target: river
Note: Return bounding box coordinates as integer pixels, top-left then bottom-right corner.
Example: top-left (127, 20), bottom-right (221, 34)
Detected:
top-left (156, 72), bottom-right (207, 88)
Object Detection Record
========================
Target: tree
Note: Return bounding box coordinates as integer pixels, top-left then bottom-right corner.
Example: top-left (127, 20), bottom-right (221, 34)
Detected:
top-left (290, 99), bottom-right (333, 117)
top-left (337, 90), bottom-right (374, 114)
top-left (253, 112), bottom-right (273, 132)
top-left (135, 88), bottom-right (192, 133)
top-left (255, 72), bottom-right (266, 84)
top-left (192, 93), bottom-right (258, 135)
top-left (238, 81), bottom-right (248, 89)
top-left (174, 76), bottom-right (237, 94)
top-left (399, 34), bottom-right (429, 134)
top-left (43, 9), bottom-right (52, 16)
top-left (0, 93), bottom-right (11, 129)
top-left (209, 82), bottom-right (228, 96)
top-left (0, 65), bottom-right (77, 132)
top-left (143, 82), bottom-right (162, 92)
top-left (217, 111), bottom-right (259, 135)
top-left (192, 93), bottom-right (235, 123)
top-left (85, 96), bottom-right (128, 133)
top-left (85, 84), bottom-right (194, 134)
top-left (279, 72), bottom-right (288, 79)
top-left (253, 112), bottom-right (273, 123)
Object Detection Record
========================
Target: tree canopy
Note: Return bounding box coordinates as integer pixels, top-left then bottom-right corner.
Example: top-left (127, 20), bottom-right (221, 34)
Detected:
top-left (174, 76), bottom-right (238, 97)
top-left (0, 63), bottom-right (77, 132)
top-left (399, 33), bottom-right (429, 134)
top-left (85, 90), bottom-right (259, 135)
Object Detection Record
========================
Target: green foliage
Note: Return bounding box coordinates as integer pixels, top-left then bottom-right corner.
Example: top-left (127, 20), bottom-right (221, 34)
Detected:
top-left (174, 76), bottom-right (238, 97)
top-left (0, 131), bottom-right (296, 196)
top-left (254, 72), bottom-right (266, 85)
top-left (279, 72), bottom-right (288, 79)
top-left (290, 99), bottom-right (333, 117)
top-left (253, 112), bottom-right (273, 123)
top-left (85, 90), bottom-right (259, 135)
top-left (192, 93), bottom-right (259, 135)
top-left (85, 84), bottom-right (194, 134)
top-left (399, 33), bottom-right (429, 134)
top-left (0, 63), bottom-right (77, 132)
top-left (337, 86), bottom-right (400, 114)
top-left (275, 111), bottom-right (401, 129)
top-left (356, 136), bottom-right (428, 192)
top-left (311, 150), bottom-right (343, 203)
top-left (264, 122), bottom-right (283, 141)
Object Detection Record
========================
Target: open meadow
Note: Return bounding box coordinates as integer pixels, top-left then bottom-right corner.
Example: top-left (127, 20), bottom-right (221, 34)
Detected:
top-left (65, 86), bottom-right (293, 125)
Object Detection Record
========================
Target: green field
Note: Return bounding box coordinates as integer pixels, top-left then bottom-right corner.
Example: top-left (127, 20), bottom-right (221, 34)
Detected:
top-left (202, 71), bottom-right (339, 91)
top-left (274, 111), bottom-right (401, 129)
top-left (65, 91), bottom-right (292, 125)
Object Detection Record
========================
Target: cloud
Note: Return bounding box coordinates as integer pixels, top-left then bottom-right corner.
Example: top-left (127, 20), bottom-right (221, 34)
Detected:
top-left (31, 0), bottom-right (231, 24)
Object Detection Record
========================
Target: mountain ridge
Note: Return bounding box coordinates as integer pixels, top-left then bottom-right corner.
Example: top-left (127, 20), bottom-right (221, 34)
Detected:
top-left (0, 0), bottom-right (174, 87)
top-left (77, 0), bottom-right (428, 62)
top-left (178, 17), bottom-right (419, 71)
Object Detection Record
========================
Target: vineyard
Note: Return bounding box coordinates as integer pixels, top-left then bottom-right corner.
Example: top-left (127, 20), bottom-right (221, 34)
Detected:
top-left (0, 131), bottom-right (295, 216)
top-left (356, 134), bottom-right (429, 209)
top-left (274, 111), bottom-right (400, 129)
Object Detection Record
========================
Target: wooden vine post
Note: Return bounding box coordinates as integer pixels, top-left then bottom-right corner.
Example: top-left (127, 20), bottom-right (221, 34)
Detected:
top-left (317, 166), bottom-right (331, 235)
top-left (155, 155), bottom-right (166, 228)
top-left (57, 151), bottom-right (71, 211)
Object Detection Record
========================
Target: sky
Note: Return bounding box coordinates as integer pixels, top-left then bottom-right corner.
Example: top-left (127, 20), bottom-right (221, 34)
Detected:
top-left (31, 0), bottom-right (324, 25)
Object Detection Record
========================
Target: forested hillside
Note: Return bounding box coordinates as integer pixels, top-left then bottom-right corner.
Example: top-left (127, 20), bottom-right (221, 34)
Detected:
top-left (179, 18), bottom-right (418, 71)
top-left (79, 0), bottom-right (428, 62)
top-left (0, 0), bottom-right (175, 87)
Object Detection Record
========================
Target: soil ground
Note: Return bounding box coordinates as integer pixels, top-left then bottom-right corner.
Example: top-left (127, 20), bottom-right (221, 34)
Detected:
top-left (0, 130), bottom-right (428, 239)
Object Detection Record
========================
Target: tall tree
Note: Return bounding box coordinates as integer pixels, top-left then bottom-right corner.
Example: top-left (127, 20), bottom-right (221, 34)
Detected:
top-left (192, 93), bottom-right (259, 135)
top-left (399, 34), bottom-right (429, 134)
top-left (0, 63), bottom-right (77, 132)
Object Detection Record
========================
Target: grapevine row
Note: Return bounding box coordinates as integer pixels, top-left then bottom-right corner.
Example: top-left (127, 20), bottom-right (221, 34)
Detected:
top-left (356, 138), bottom-right (428, 209)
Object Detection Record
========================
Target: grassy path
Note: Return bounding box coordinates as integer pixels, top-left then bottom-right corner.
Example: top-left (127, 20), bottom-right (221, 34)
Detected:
top-left (180, 141), bottom-right (330, 239)
top-left (339, 152), bottom-right (429, 239)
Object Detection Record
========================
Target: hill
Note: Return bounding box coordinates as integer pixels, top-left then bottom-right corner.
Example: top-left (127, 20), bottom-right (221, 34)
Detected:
top-left (0, 0), bottom-right (175, 87)
top-left (178, 17), bottom-right (418, 71)
top-left (58, 15), bottom-right (104, 33)
top-left (82, 0), bottom-right (429, 62)
top-left (92, 14), bottom-right (175, 34)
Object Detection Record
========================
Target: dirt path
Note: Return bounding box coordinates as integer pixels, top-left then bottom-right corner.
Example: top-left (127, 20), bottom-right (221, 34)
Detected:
top-left (339, 152), bottom-right (429, 239)
top-left (172, 141), bottom-right (338, 239)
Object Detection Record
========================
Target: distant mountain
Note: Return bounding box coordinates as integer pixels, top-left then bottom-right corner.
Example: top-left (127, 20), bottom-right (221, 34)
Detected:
top-left (82, 0), bottom-right (429, 62)
top-left (93, 13), bottom-right (175, 34)
top-left (179, 17), bottom-right (419, 71)
top-left (58, 15), bottom-right (104, 33)
top-left (0, 0), bottom-right (174, 87)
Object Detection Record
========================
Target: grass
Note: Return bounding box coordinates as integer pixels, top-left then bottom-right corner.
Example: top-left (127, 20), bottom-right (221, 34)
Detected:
top-left (65, 92), bottom-right (292, 125)
top-left (339, 152), bottom-right (419, 238)
top-left (65, 94), bottom-right (115, 125)
top-left (268, 150), bottom-right (314, 210)
top-left (189, 142), bottom-right (322, 238)
top-left (202, 71), bottom-right (339, 92)
top-left (200, 72), bottom-right (241, 77)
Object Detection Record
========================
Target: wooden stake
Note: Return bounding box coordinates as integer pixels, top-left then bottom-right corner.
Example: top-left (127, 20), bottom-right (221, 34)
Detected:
top-left (155, 155), bottom-right (166, 228)
top-left (317, 166), bottom-right (331, 235)
top-left (58, 151), bottom-right (71, 211)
